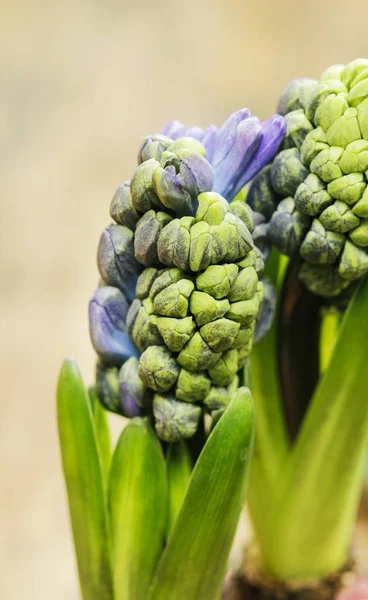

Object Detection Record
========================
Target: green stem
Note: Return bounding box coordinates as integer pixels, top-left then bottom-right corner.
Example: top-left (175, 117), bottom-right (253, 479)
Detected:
top-left (247, 250), bottom-right (289, 550)
top-left (262, 276), bottom-right (368, 580)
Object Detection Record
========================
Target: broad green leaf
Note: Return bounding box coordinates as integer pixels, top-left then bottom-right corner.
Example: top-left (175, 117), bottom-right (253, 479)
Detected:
top-left (166, 441), bottom-right (192, 534)
top-left (57, 358), bottom-right (113, 600)
top-left (150, 387), bottom-right (255, 600)
top-left (89, 386), bottom-right (112, 485)
top-left (264, 276), bottom-right (368, 579)
top-left (108, 418), bottom-right (167, 600)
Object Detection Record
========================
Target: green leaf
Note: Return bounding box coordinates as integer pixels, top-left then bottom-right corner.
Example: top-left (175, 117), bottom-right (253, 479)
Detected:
top-left (89, 386), bottom-right (112, 486)
top-left (57, 358), bottom-right (113, 600)
top-left (108, 418), bottom-right (167, 600)
top-left (149, 387), bottom-right (255, 600)
top-left (166, 441), bottom-right (192, 534)
top-left (264, 276), bottom-right (368, 579)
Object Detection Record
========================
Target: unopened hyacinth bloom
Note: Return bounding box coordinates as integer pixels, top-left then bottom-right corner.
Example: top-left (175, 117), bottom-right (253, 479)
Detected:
top-left (88, 109), bottom-right (285, 442)
top-left (248, 59), bottom-right (368, 298)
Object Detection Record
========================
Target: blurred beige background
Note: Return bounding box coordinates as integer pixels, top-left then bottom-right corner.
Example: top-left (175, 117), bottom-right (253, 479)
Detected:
top-left (1, 0), bottom-right (368, 597)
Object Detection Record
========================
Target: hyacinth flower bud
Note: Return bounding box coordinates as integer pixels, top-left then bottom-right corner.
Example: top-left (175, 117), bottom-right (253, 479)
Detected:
top-left (89, 287), bottom-right (139, 365)
top-left (152, 138), bottom-right (214, 216)
top-left (119, 357), bottom-right (150, 417)
top-left (137, 133), bottom-right (172, 163)
top-left (110, 181), bottom-right (140, 230)
top-left (153, 394), bottom-right (202, 442)
top-left (254, 59), bottom-right (368, 297)
top-left (97, 224), bottom-right (140, 302)
top-left (89, 109), bottom-right (284, 441)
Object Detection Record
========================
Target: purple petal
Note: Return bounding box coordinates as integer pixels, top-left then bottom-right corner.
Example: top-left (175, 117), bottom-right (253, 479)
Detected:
top-left (120, 384), bottom-right (142, 417)
top-left (185, 126), bottom-right (205, 141)
top-left (212, 117), bottom-right (262, 198)
top-left (202, 125), bottom-right (218, 164)
top-left (212, 108), bottom-right (251, 168)
top-left (234, 114), bottom-right (286, 190)
top-left (160, 120), bottom-right (186, 140)
top-left (89, 286), bottom-right (139, 364)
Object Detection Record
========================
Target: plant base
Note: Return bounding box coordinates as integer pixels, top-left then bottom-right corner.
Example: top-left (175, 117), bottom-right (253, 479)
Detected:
top-left (222, 547), bottom-right (354, 600)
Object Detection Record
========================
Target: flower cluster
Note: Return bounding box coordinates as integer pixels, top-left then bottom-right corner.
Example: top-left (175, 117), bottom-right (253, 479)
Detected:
top-left (248, 59), bottom-right (368, 297)
top-left (89, 110), bottom-right (285, 441)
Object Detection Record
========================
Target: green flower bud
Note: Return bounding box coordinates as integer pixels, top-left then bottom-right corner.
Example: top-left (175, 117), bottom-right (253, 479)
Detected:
top-left (195, 264), bottom-right (239, 299)
top-left (97, 224), bottom-right (138, 294)
top-left (319, 201), bottom-right (360, 233)
top-left (226, 296), bottom-right (260, 326)
top-left (325, 107), bottom-right (361, 148)
top-left (138, 134), bottom-right (172, 163)
top-left (306, 79), bottom-right (347, 123)
top-left (269, 198), bottom-right (311, 256)
top-left (203, 386), bottom-right (229, 412)
top-left (228, 266), bottom-right (258, 301)
top-left (177, 331), bottom-right (221, 371)
top-left (195, 191), bottom-right (228, 225)
top-left (138, 345), bottom-right (179, 392)
top-left (131, 299), bottom-right (163, 351)
top-left (339, 140), bottom-right (368, 174)
top-left (338, 240), bottom-right (368, 280)
top-left (299, 263), bottom-right (351, 297)
top-left (229, 200), bottom-right (255, 232)
top-left (314, 93), bottom-right (349, 132)
top-left (136, 267), bottom-right (159, 299)
top-left (190, 291), bottom-right (230, 326)
top-left (270, 148), bottom-right (309, 196)
top-left (349, 219), bottom-right (368, 246)
top-left (327, 172), bottom-right (366, 205)
top-left (153, 394), bottom-right (202, 442)
top-left (353, 187), bottom-right (368, 217)
top-left (300, 127), bottom-right (329, 166)
top-left (175, 369), bottom-right (211, 402)
top-left (96, 361), bottom-right (121, 414)
top-left (310, 146), bottom-right (344, 182)
top-left (110, 181), bottom-right (140, 229)
top-left (130, 158), bottom-right (163, 213)
top-left (157, 217), bottom-right (194, 270)
top-left (149, 268), bottom-right (187, 298)
top-left (277, 78), bottom-right (317, 116)
top-left (134, 210), bottom-right (172, 266)
top-left (166, 137), bottom-right (207, 156)
top-left (341, 59), bottom-right (368, 89)
top-left (283, 109), bottom-right (314, 150)
top-left (247, 165), bottom-right (280, 221)
top-left (208, 349), bottom-right (238, 386)
top-left (232, 323), bottom-right (255, 349)
top-left (153, 278), bottom-right (194, 318)
top-left (200, 318), bottom-right (240, 352)
top-left (299, 219), bottom-right (345, 264)
top-left (156, 316), bottom-right (196, 352)
top-left (348, 77), bottom-right (368, 107)
top-left (294, 174), bottom-right (333, 216)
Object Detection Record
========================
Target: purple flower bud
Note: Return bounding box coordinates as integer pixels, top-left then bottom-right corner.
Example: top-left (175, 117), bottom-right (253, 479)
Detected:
top-left (202, 125), bottom-right (218, 163)
top-left (97, 224), bottom-right (140, 302)
top-left (234, 114), bottom-right (287, 190)
top-left (153, 146), bottom-right (214, 216)
top-left (185, 126), bottom-right (205, 141)
top-left (212, 116), bottom-right (262, 199)
top-left (89, 286), bottom-right (139, 364)
top-left (212, 108), bottom-right (251, 168)
top-left (160, 120), bottom-right (186, 139)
